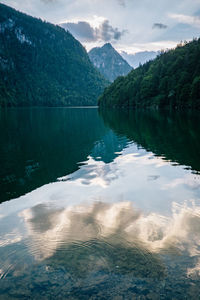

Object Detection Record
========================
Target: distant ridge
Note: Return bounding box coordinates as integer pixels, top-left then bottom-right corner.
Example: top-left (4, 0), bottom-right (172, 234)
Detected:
top-left (120, 51), bottom-right (159, 68)
top-left (89, 43), bottom-right (132, 82)
top-left (99, 39), bottom-right (200, 109)
top-left (0, 3), bottom-right (107, 107)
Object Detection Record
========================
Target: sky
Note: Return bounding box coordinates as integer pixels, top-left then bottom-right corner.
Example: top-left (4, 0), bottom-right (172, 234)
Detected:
top-left (2, 0), bottom-right (200, 53)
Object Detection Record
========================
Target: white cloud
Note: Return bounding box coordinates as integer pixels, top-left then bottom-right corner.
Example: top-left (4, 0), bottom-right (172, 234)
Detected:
top-left (169, 13), bottom-right (200, 28)
top-left (59, 15), bottom-right (105, 28)
top-left (116, 41), bottom-right (178, 54)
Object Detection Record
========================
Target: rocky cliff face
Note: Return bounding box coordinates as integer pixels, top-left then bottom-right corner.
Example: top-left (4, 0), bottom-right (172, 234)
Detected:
top-left (88, 43), bottom-right (132, 82)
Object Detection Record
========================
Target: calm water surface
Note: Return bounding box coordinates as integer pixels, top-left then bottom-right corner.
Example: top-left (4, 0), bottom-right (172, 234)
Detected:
top-left (0, 108), bottom-right (200, 299)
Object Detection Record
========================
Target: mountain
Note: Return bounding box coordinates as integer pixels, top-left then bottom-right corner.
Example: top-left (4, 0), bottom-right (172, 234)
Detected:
top-left (98, 39), bottom-right (200, 109)
top-left (88, 43), bottom-right (132, 82)
top-left (120, 51), bottom-right (159, 68)
top-left (0, 4), bottom-right (107, 107)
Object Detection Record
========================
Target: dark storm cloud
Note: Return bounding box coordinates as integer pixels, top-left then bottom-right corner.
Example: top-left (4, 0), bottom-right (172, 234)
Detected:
top-left (61, 20), bottom-right (126, 42)
top-left (153, 23), bottom-right (168, 29)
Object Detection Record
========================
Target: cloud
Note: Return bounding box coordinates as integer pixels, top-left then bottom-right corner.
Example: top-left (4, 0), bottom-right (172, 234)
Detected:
top-left (40, 0), bottom-right (57, 3)
top-left (60, 19), bottom-right (127, 42)
top-left (61, 21), bottom-right (95, 41)
top-left (100, 20), bottom-right (126, 41)
top-left (117, 0), bottom-right (126, 7)
top-left (169, 14), bottom-right (200, 28)
top-left (153, 23), bottom-right (168, 29)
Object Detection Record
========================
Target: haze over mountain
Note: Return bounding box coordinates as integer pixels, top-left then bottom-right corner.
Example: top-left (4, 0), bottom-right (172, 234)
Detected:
top-left (0, 4), bottom-right (107, 107)
top-left (120, 51), bottom-right (159, 68)
top-left (99, 39), bottom-right (200, 109)
top-left (88, 43), bottom-right (132, 82)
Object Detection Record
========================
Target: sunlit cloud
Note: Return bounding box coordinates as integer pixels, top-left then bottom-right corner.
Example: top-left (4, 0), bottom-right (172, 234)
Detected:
top-left (116, 40), bottom-right (179, 54)
top-left (60, 18), bottom-right (127, 43)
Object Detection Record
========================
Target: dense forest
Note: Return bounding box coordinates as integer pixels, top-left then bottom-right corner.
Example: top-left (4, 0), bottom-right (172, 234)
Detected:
top-left (98, 39), bottom-right (200, 108)
top-left (0, 4), bottom-right (108, 107)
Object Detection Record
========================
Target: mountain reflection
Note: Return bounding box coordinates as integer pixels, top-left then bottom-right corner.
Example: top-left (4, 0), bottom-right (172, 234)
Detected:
top-left (99, 109), bottom-right (200, 173)
top-left (0, 108), bottom-right (128, 202)
top-left (0, 131), bottom-right (200, 297)
top-left (1, 109), bottom-right (200, 298)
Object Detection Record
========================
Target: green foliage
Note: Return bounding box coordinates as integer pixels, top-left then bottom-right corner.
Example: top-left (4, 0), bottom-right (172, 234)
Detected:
top-left (98, 39), bottom-right (200, 109)
top-left (0, 4), bottom-right (108, 107)
top-left (99, 108), bottom-right (200, 173)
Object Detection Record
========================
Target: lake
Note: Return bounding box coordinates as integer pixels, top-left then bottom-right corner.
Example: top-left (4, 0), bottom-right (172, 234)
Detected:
top-left (0, 107), bottom-right (200, 299)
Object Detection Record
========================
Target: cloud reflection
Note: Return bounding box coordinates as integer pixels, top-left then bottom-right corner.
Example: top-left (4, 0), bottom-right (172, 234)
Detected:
top-left (20, 201), bottom-right (166, 278)
top-left (163, 174), bottom-right (200, 190)
top-left (20, 199), bottom-right (200, 270)
top-left (1, 145), bottom-right (200, 280)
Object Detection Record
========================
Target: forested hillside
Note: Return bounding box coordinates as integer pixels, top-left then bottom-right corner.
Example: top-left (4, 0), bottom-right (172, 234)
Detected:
top-left (0, 4), bottom-right (107, 107)
top-left (99, 39), bottom-right (200, 108)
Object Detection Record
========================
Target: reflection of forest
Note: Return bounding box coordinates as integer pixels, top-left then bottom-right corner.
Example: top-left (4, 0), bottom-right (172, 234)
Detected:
top-left (100, 109), bottom-right (200, 173)
top-left (0, 108), bottom-right (108, 202)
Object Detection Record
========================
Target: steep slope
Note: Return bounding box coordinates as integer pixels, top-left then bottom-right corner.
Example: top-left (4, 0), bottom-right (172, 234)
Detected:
top-left (0, 4), bottom-right (107, 107)
top-left (120, 51), bottom-right (159, 68)
top-left (88, 43), bottom-right (132, 82)
top-left (99, 39), bottom-right (200, 108)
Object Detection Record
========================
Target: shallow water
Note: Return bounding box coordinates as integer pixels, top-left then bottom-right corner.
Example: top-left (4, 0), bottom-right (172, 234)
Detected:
top-left (0, 108), bottom-right (200, 299)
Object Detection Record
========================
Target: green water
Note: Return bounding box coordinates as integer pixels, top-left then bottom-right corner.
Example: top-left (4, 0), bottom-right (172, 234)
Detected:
top-left (0, 107), bottom-right (200, 299)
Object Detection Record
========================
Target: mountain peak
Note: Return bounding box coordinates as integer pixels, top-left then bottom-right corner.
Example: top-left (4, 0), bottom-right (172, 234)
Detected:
top-left (102, 43), bottom-right (113, 49)
top-left (88, 44), bottom-right (132, 82)
top-left (99, 38), bottom-right (200, 108)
